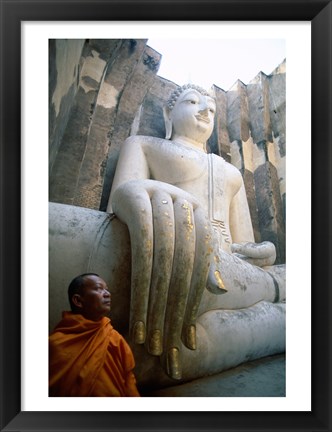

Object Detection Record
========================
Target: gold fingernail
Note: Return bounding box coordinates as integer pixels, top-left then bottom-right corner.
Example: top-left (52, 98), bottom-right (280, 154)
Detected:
top-left (214, 270), bottom-right (228, 291)
top-left (185, 325), bottom-right (196, 350)
top-left (149, 330), bottom-right (162, 356)
top-left (133, 321), bottom-right (145, 344)
top-left (167, 347), bottom-right (182, 380)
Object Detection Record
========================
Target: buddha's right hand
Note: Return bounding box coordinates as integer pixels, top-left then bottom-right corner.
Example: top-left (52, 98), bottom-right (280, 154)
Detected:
top-left (111, 179), bottom-right (213, 380)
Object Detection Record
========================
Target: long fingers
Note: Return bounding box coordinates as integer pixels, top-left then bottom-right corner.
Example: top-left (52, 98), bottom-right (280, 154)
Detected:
top-left (146, 190), bottom-right (175, 356)
top-left (113, 181), bottom-right (213, 380)
top-left (146, 193), bottom-right (213, 377)
top-left (112, 183), bottom-right (153, 344)
top-left (163, 198), bottom-right (196, 379)
top-left (181, 207), bottom-right (213, 350)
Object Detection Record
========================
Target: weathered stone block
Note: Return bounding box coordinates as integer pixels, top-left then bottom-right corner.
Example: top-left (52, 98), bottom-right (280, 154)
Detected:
top-left (243, 168), bottom-right (261, 243)
top-left (227, 80), bottom-right (250, 143)
top-left (100, 42), bottom-right (162, 209)
top-left (49, 76), bottom-right (102, 202)
top-left (254, 162), bottom-right (285, 263)
top-left (208, 85), bottom-right (231, 160)
top-left (247, 72), bottom-right (272, 144)
top-left (268, 71), bottom-right (286, 157)
top-left (88, 39), bottom-right (121, 61)
top-left (136, 76), bottom-right (178, 138)
top-left (49, 39), bottom-right (85, 174)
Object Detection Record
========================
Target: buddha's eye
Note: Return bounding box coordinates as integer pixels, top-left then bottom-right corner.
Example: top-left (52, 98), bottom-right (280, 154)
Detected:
top-left (209, 108), bottom-right (215, 114)
top-left (190, 100), bottom-right (197, 104)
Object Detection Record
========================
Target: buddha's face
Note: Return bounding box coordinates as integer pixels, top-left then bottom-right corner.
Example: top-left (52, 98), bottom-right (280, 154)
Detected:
top-left (170, 89), bottom-right (216, 143)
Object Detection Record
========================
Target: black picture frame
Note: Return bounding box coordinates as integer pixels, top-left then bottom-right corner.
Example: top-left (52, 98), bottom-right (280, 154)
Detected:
top-left (1, 0), bottom-right (331, 431)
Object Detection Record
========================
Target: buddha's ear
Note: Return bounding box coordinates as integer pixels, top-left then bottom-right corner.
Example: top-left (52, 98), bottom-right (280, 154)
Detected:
top-left (163, 106), bottom-right (172, 140)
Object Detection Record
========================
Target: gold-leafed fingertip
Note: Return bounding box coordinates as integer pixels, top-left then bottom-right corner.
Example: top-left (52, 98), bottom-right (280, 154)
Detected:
top-left (214, 270), bottom-right (228, 292)
top-left (166, 347), bottom-right (182, 380)
top-left (184, 324), bottom-right (196, 350)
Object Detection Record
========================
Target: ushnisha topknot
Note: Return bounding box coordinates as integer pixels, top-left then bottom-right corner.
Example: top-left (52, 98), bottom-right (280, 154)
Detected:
top-left (166, 84), bottom-right (215, 110)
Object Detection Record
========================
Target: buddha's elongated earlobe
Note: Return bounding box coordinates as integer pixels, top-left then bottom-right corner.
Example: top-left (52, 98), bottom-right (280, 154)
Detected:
top-left (163, 106), bottom-right (172, 140)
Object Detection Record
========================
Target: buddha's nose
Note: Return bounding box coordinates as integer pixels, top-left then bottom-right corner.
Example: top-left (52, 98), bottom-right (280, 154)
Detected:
top-left (199, 103), bottom-right (209, 115)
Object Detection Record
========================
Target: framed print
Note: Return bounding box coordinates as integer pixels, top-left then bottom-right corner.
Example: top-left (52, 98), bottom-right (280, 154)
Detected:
top-left (1, 0), bottom-right (331, 431)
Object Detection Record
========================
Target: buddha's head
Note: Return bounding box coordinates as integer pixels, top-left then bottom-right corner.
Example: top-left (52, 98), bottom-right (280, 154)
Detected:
top-left (164, 84), bottom-right (216, 145)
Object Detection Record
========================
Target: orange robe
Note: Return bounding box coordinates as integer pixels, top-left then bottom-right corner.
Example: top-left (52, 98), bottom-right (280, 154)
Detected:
top-left (49, 312), bottom-right (140, 397)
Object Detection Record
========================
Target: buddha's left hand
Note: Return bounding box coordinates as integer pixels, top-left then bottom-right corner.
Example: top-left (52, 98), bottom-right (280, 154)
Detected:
top-left (231, 241), bottom-right (276, 267)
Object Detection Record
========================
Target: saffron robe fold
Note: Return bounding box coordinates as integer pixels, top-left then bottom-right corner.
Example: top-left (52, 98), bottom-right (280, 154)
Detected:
top-left (49, 312), bottom-right (140, 397)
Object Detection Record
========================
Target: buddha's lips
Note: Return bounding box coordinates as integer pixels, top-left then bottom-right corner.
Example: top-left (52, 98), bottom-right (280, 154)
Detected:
top-left (195, 115), bottom-right (210, 123)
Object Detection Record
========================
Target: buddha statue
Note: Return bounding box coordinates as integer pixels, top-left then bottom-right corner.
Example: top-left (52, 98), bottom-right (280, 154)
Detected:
top-left (106, 84), bottom-right (286, 380)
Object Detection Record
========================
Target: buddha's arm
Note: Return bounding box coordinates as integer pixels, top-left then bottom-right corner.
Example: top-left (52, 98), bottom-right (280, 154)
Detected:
top-left (106, 136), bottom-right (150, 213)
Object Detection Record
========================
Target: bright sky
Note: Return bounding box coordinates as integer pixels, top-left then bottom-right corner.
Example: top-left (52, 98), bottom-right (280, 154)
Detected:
top-left (147, 38), bottom-right (285, 91)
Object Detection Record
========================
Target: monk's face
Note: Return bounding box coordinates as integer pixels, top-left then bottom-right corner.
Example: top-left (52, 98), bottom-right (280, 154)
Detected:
top-left (170, 89), bottom-right (216, 142)
top-left (77, 275), bottom-right (111, 321)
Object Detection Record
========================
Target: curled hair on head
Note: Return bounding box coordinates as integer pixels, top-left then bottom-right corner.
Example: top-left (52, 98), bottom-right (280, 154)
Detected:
top-left (68, 273), bottom-right (100, 311)
top-left (166, 83), bottom-right (214, 110)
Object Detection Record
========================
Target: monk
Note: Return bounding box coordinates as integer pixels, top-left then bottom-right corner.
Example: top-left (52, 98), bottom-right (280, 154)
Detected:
top-left (49, 273), bottom-right (140, 397)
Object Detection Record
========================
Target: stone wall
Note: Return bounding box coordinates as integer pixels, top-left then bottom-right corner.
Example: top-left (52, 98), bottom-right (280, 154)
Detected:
top-left (49, 39), bottom-right (286, 263)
